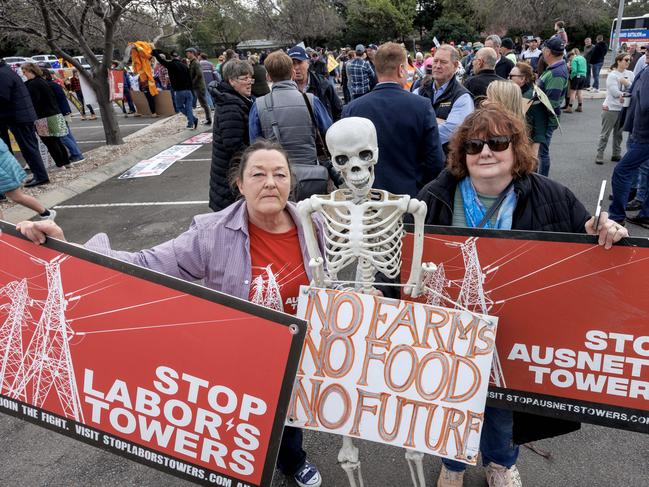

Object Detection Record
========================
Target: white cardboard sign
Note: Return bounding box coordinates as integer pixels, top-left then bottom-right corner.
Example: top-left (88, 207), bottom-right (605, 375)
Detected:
top-left (288, 287), bottom-right (498, 464)
top-left (119, 145), bottom-right (200, 178)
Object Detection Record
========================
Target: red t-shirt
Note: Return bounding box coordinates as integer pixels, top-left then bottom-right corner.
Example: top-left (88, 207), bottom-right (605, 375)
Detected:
top-left (248, 223), bottom-right (309, 315)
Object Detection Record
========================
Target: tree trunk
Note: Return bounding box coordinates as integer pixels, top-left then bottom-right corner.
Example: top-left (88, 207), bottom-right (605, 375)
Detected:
top-left (91, 68), bottom-right (123, 146)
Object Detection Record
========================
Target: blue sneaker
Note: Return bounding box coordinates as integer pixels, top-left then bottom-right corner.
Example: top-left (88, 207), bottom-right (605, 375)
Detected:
top-left (294, 460), bottom-right (322, 487)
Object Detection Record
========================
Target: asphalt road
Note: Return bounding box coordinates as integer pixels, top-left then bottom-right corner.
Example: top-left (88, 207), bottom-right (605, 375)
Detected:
top-left (1, 99), bottom-right (648, 487)
top-left (67, 106), bottom-right (160, 153)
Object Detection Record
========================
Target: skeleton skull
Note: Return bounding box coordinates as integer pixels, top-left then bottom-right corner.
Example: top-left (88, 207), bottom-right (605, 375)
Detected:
top-left (326, 117), bottom-right (379, 200)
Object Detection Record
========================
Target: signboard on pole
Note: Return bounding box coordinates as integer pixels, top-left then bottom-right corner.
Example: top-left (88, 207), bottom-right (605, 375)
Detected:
top-left (289, 286), bottom-right (498, 464)
top-left (0, 221), bottom-right (306, 486)
top-left (402, 227), bottom-right (649, 434)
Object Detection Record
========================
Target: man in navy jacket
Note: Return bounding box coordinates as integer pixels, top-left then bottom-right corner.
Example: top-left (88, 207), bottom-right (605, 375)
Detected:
top-left (0, 59), bottom-right (50, 186)
top-left (342, 42), bottom-right (444, 197)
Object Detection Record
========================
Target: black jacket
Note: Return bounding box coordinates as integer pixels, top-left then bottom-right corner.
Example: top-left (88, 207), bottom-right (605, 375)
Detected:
top-left (47, 80), bottom-right (72, 116)
top-left (589, 41), bottom-right (608, 65)
top-left (0, 61), bottom-right (37, 124)
top-left (307, 70), bottom-right (342, 121)
top-left (464, 69), bottom-right (505, 101)
top-left (152, 50), bottom-right (193, 91)
top-left (417, 169), bottom-right (588, 444)
top-left (208, 81), bottom-right (252, 211)
top-left (495, 56), bottom-right (515, 79)
top-left (251, 64), bottom-right (270, 97)
top-left (25, 77), bottom-right (61, 119)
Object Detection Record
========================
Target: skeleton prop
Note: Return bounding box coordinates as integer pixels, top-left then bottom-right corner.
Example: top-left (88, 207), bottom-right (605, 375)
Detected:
top-left (297, 117), bottom-right (433, 487)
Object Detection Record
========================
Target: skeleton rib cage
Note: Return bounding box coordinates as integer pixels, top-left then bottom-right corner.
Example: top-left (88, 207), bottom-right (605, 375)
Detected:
top-left (316, 190), bottom-right (409, 283)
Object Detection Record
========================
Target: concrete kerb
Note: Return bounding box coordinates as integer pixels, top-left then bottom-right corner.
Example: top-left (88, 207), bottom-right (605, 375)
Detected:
top-left (4, 116), bottom-right (210, 223)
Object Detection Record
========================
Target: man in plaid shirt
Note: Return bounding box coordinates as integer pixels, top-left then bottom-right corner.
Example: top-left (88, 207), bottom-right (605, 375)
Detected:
top-left (345, 44), bottom-right (376, 100)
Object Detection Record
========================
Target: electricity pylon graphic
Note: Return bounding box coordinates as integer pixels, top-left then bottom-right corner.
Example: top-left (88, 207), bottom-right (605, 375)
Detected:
top-left (448, 237), bottom-right (506, 388)
top-left (10, 255), bottom-right (85, 423)
top-left (423, 263), bottom-right (450, 307)
top-left (0, 279), bottom-right (31, 399)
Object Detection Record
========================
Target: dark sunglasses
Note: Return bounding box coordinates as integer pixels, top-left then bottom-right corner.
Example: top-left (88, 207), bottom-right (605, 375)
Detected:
top-left (464, 136), bottom-right (512, 155)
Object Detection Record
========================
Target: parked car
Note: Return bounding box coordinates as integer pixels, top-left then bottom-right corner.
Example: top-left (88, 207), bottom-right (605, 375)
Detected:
top-left (72, 56), bottom-right (91, 70)
top-left (2, 56), bottom-right (35, 68)
top-left (31, 54), bottom-right (61, 68)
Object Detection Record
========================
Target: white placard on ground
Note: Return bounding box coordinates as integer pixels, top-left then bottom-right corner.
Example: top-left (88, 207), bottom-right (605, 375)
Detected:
top-left (182, 132), bottom-right (213, 145)
top-left (119, 145), bottom-right (200, 178)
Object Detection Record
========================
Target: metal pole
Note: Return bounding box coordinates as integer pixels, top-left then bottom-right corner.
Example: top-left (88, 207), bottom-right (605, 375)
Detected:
top-left (613, 0), bottom-right (626, 53)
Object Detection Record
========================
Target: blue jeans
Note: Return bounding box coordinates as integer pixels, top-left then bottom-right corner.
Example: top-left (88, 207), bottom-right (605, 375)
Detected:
top-left (537, 124), bottom-right (557, 177)
top-left (174, 90), bottom-right (196, 127)
top-left (276, 426), bottom-right (306, 475)
top-left (609, 140), bottom-right (649, 221)
top-left (635, 159), bottom-right (649, 203)
top-left (591, 62), bottom-right (603, 90)
top-left (61, 122), bottom-right (83, 160)
top-left (443, 407), bottom-right (519, 472)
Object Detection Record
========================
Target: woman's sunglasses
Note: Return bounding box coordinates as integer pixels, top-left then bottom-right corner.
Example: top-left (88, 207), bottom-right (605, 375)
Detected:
top-left (464, 136), bottom-right (512, 155)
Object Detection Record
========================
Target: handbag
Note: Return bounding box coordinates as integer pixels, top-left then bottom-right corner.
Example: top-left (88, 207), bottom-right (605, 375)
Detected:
top-left (34, 113), bottom-right (69, 138)
top-left (266, 91), bottom-right (329, 201)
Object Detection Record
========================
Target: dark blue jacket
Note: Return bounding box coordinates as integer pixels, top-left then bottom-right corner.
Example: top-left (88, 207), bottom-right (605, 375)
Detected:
top-left (342, 82), bottom-right (444, 197)
top-left (47, 80), bottom-right (72, 116)
top-left (624, 68), bottom-right (649, 144)
top-left (0, 61), bottom-right (37, 124)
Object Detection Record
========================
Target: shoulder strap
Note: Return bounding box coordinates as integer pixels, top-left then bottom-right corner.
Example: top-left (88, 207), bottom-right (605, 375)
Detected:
top-left (301, 92), bottom-right (329, 158)
top-left (264, 90), bottom-right (283, 144)
top-left (477, 181), bottom-right (514, 228)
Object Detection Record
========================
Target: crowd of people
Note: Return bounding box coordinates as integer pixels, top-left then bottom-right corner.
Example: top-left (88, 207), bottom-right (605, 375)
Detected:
top-left (3, 18), bottom-right (649, 487)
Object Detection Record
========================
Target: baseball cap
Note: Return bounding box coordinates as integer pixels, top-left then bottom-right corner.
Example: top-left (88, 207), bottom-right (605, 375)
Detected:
top-left (185, 47), bottom-right (198, 54)
top-left (288, 45), bottom-right (309, 61)
top-left (368, 44), bottom-right (378, 50)
top-left (544, 37), bottom-right (566, 53)
top-left (501, 38), bottom-right (515, 50)
top-left (356, 44), bottom-right (365, 53)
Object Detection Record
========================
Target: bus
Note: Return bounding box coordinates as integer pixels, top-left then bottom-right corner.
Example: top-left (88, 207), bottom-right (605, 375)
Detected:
top-left (610, 14), bottom-right (649, 47)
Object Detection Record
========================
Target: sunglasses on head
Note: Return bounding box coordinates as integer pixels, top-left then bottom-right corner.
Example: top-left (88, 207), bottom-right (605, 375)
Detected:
top-left (464, 136), bottom-right (512, 155)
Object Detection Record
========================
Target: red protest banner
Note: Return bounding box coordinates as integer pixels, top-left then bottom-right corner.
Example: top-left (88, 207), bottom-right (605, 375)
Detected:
top-left (109, 69), bottom-right (124, 101)
top-left (0, 221), bottom-right (305, 486)
top-left (402, 227), bottom-right (649, 434)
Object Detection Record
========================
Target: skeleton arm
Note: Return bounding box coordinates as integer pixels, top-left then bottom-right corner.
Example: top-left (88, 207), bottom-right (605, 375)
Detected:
top-left (297, 196), bottom-right (328, 287)
top-left (403, 198), bottom-right (428, 298)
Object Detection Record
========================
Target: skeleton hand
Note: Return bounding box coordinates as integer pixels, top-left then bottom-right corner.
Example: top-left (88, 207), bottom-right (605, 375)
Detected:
top-left (308, 256), bottom-right (327, 287)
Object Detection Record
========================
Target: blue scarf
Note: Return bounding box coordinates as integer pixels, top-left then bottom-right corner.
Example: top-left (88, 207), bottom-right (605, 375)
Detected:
top-left (459, 177), bottom-right (517, 229)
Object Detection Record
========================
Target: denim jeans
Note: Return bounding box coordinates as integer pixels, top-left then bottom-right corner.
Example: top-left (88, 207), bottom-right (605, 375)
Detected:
top-left (174, 89), bottom-right (196, 127)
top-left (537, 124), bottom-right (557, 177)
top-left (442, 407), bottom-right (519, 472)
top-left (635, 159), bottom-right (649, 203)
top-left (591, 62), bottom-right (603, 90)
top-left (276, 426), bottom-right (307, 475)
top-left (609, 139), bottom-right (649, 220)
top-left (61, 122), bottom-right (83, 160)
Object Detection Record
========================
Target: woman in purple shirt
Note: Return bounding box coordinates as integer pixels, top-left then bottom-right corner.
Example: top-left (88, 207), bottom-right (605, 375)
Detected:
top-left (17, 140), bottom-right (324, 487)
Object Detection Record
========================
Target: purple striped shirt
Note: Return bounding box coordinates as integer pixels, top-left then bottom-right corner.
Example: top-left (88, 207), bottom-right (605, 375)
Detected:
top-left (85, 200), bottom-right (324, 301)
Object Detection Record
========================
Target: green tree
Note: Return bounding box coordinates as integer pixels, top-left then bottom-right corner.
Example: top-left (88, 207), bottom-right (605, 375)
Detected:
top-left (427, 14), bottom-right (478, 43)
top-left (414, 0), bottom-right (443, 36)
top-left (345, 0), bottom-right (414, 42)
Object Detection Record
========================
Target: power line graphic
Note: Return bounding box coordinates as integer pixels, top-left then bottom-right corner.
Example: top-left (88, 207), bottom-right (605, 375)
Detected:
top-left (0, 279), bottom-right (31, 400)
top-left (9, 256), bottom-right (85, 423)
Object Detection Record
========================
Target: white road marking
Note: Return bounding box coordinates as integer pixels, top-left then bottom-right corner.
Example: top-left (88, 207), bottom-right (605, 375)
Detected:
top-left (54, 201), bottom-right (209, 209)
top-left (180, 158), bottom-right (210, 161)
